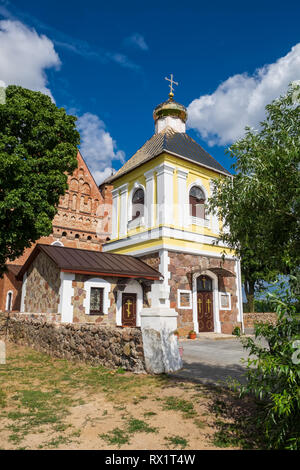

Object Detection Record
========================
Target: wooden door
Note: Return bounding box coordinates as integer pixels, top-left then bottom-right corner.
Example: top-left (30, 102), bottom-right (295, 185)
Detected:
top-left (197, 292), bottom-right (214, 332)
top-left (122, 293), bottom-right (137, 327)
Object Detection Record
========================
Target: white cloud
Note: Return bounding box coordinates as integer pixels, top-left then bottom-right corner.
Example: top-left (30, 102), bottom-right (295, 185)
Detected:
top-left (0, 20), bottom-right (60, 99)
top-left (124, 33), bottom-right (148, 51)
top-left (77, 112), bottom-right (125, 185)
top-left (187, 44), bottom-right (300, 146)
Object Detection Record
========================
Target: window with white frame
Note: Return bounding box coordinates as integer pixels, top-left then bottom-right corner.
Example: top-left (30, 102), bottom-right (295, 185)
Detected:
top-left (89, 287), bottom-right (104, 315)
top-left (189, 186), bottom-right (205, 219)
top-left (83, 278), bottom-right (110, 315)
top-left (132, 188), bottom-right (144, 220)
top-left (177, 290), bottom-right (192, 309)
top-left (219, 292), bottom-right (231, 310)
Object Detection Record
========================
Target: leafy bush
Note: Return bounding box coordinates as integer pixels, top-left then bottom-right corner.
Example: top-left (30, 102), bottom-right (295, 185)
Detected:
top-left (232, 326), bottom-right (241, 336)
top-left (239, 288), bottom-right (300, 449)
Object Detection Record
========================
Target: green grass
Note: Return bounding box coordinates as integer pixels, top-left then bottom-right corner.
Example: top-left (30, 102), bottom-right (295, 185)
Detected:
top-left (143, 411), bottom-right (157, 418)
top-left (127, 418), bottom-right (157, 434)
top-left (100, 417), bottom-right (157, 448)
top-left (99, 428), bottom-right (130, 447)
top-left (164, 435), bottom-right (188, 449)
top-left (0, 390), bottom-right (6, 408)
top-left (0, 343), bottom-right (263, 450)
top-left (0, 345), bottom-right (167, 448)
top-left (193, 418), bottom-right (206, 430)
top-left (162, 396), bottom-right (195, 418)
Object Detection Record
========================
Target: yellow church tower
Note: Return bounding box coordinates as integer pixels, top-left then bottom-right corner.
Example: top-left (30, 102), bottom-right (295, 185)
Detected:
top-left (102, 77), bottom-right (243, 335)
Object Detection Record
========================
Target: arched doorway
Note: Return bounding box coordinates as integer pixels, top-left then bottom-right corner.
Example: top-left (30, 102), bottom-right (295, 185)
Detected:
top-left (197, 275), bottom-right (214, 332)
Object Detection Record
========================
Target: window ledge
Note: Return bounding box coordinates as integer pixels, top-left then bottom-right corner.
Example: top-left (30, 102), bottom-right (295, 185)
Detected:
top-left (128, 216), bottom-right (145, 230)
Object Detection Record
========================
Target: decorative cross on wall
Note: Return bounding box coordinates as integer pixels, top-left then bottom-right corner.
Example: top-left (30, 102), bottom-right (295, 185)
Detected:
top-left (126, 299), bottom-right (132, 317)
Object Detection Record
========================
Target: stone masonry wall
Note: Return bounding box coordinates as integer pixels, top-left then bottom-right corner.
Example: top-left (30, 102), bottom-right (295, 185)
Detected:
top-left (24, 252), bottom-right (61, 314)
top-left (71, 276), bottom-right (150, 324)
top-left (0, 311), bottom-right (145, 372)
top-left (168, 252), bottom-right (240, 335)
top-left (243, 312), bottom-right (277, 328)
top-left (71, 274), bottom-right (118, 324)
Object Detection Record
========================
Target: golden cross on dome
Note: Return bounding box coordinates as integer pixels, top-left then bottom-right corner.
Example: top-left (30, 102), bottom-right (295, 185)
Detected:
top-left (165, 74), bottom-right (178, 98)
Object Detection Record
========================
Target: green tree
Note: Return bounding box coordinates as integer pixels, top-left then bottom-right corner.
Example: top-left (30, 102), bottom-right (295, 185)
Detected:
top-left (238, 286), bottom-right (300, 449)
top-left (209, 83), bottom-right (300, 311)
top-left (0, 85), bottom-right (80, 275)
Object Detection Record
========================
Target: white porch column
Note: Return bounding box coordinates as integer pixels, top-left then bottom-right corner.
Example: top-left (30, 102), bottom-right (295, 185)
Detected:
top-left (119, 183), bottom-right (128, 237)
top-left (111, 188), bottom-right (119, 239)
top-left (149, 249), bottom-right (171, 308)
top-left (144, 169), bottom-right (155, 228)
top-left (177, 168), bottom-right (189, 229)
top-left (156, 163), bottom-right (175, 226)
top-left (59, 272), bottom-right (75, 323)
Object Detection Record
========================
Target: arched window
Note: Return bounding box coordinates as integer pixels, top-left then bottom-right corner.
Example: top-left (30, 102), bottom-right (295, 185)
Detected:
top-left (132, 188), bottom-right (144, 220)
top-left (189, 186), bottom-right (205, 218)
top-left (51, 241), bottom-right (64, 247)
top-left (6, 291), bottom-right (13, 311)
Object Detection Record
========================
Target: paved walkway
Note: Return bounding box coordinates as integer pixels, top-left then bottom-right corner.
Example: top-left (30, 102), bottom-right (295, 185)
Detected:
top-left (169, 336), bottom-right (253, 386)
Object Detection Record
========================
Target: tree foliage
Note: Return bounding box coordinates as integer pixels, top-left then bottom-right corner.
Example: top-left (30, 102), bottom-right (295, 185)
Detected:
top-left (239, 286), bottom-right (300, 449)
top-left (0, 85), bottom-right (80, 275)
top-left (209, 83), bottom-right (300, 310)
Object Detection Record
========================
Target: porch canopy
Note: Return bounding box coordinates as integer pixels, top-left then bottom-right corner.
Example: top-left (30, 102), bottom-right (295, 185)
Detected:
top-left (17, 244), bottom-right (162, 281)
top-left (208, 267), bottom-right (236, 277)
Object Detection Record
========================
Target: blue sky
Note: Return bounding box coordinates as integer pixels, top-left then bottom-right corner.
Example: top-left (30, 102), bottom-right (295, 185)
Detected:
top-left (1, 0), bottom-right (300, 183)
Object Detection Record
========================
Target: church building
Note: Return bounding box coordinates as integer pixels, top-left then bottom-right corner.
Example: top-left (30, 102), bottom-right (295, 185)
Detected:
top-left (1, 79), bottom-right (244, 336)
top-left (101, 83), bottom-right (244, 335)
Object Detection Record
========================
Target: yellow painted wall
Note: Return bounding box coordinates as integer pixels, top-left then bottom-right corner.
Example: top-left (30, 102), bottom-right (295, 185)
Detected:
top-left (106, 236), bottom-right (234, 257)
top-left (107, 151), bottom-right (228, 254)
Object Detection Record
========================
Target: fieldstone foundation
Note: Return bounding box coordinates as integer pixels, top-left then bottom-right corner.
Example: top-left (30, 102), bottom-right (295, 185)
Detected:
top-left (0, 311), bottom-right (145, 372)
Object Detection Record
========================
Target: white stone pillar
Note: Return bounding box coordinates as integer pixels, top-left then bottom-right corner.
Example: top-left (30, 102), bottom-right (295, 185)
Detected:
top-left (177, 168), bottom-right (189, 229)
top-left (140, 307), bottom-right (182, 374)
top-left (144, 169), bottom-right (155, 228)
top-left (111, 188), bottom-right (119, 239)
top-left (149, 249), bottom-right (171, 308)
top-left (119, 183), bottom-right (128, 237)
top-left (156, 163), bottom-right (175, 226)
